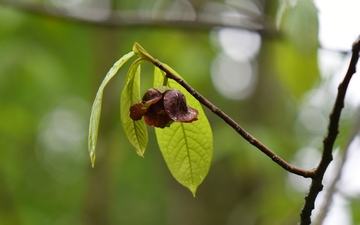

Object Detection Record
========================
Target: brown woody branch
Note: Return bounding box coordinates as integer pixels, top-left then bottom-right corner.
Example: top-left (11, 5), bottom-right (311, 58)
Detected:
top-left (299, 37), bottom-right (360, 225)
top-left (153, 36), bottom-right (360, 224)
top-left (153, 60), bottom-right (315, 178)
top-left (314, 106), bottom-right (360, 224)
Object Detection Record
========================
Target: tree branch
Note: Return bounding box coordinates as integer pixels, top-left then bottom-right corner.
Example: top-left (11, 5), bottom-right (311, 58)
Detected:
top-left (0, 0), bottom-right (277, 35)
top-left (314, 105), bottom-right (360, 225)
top-left (152, 36), bottom-right (360, 224)
top-left (153, 60), bottom-right (315, 178)
top-left (299, 37), bottom-right (360, 225)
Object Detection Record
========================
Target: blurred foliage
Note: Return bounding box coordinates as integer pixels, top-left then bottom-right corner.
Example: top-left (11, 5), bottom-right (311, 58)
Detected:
top-left (0, 0), bottom-right (358, 225)
top-left (272, 0), bottom-right (319, 98)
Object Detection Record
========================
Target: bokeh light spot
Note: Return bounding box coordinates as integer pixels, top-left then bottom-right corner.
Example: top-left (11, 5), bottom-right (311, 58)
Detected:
top-left (211, 53), bottom-right (257, 100)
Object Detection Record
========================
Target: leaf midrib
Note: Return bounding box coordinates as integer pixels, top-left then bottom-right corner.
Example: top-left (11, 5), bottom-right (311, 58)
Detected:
top-left (181, 123), bottom-right (194, 188)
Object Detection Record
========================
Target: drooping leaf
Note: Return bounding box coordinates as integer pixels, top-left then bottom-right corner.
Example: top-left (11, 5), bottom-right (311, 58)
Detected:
top-left (121, 59), bottom-right (148, 157)
top-left (88, 51), bottom-right (135, 167)
top-left (154, 65), bottom-right (213, 196)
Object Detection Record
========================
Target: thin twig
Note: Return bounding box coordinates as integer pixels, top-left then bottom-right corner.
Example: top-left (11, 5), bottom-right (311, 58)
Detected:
top-left (314, 106), bottom-right (360, 225)
top-left (299, 37), bottom-right (360, 225)
top-left (153, 60), bottom-right (315, 178)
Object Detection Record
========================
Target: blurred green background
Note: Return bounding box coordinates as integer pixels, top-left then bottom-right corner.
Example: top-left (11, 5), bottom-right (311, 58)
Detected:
top-left (0, 0), bottom-right (359, 224)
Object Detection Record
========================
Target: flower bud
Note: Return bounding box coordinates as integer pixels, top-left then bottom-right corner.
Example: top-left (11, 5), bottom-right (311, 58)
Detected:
top-left (129, 87), bottom-right (198, 128)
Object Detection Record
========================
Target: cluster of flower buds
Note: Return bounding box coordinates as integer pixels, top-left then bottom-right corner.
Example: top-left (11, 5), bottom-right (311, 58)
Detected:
top-left (130, 87), bottom-right (198, 128)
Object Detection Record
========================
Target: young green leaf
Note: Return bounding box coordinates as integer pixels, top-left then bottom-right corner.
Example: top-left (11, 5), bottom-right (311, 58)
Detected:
top-left (121, 59), bottom-right (148, 157)
top-left (88, 51), bottom-right (135, 168)
top-left (132, 42), bottom-right (156, 63)
top-left (154, 66), bottom-right (213, 196)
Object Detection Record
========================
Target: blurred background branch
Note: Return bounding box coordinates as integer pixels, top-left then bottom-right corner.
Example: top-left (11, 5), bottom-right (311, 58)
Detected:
top-left (0, 0), bottom-right (277, 35)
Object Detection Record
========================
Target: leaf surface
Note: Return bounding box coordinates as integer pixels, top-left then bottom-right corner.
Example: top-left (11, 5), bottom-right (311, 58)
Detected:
top-left (154, 66), bottom-right (213, 196)
top-left (88, 51), bottom-right (135, 167)
top-left (121, 59), bottom-right (148, 157)
top-left (272, 40), bottom-right (319, 97)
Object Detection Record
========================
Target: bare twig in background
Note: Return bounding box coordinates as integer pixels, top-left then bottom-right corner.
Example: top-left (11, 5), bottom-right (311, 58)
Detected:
top-left (314, 106), bottom-right (360, 225)
top-left (299, 37), bottom-right (360, 225)
top-left (0, 0), bottom-right (278, 35)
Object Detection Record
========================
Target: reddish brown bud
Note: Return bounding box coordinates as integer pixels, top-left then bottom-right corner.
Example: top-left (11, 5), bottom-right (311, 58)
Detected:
top-left (163, 90), bottom-right (198, 122)
top-left (129, 87), bottom-right (199, 128)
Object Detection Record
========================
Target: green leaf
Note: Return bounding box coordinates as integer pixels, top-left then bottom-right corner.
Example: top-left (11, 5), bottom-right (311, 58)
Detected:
top-left (275, 0), bottom-right (298, 29)
top-left (153, 65), bottom-right (165, 86)
top-left (132, 42), bottom-right (156, 63)
top-left (121, 58), bottom-right (148, 157)
top-left (282, 0), bottom-right (319, 53)
top-left (271, 40), bottom-right (319, 98)
top-left (154, 66), bottom-right (213, 196)
top-left (88, 51), bottom-right (135, 167)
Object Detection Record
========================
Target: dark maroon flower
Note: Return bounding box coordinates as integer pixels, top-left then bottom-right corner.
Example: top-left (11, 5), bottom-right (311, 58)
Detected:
top-left (130, 87), bottom-right (198, 128)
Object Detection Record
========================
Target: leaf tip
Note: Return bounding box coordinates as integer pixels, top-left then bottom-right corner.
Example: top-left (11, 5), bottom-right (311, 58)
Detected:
top-left (190, 186), bottom-right (197, 197)
top-left (132, 42), bottom-right (141, 53)
top-left (132, 42), bottom-right (156, 63)
top-left (90, 151), bottom-right (96, 168)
